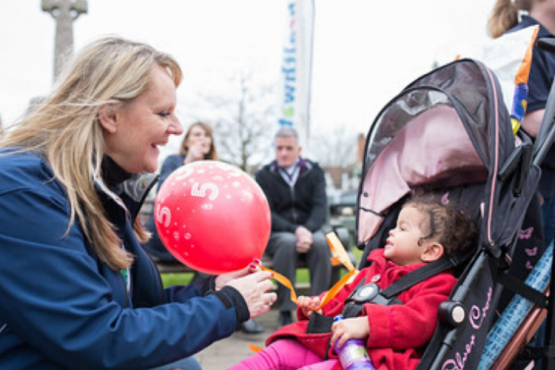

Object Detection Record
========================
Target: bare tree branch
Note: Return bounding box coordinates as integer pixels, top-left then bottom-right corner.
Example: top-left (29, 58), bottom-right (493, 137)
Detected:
top-left (203, 71), bottom-right (278, 173)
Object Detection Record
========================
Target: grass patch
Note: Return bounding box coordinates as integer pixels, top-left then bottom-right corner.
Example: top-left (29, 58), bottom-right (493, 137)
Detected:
top-left (161, 272), bottom-right (194, 287)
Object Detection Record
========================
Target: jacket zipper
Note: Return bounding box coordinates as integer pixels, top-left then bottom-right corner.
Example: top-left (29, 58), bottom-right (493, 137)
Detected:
top-left (290, 185), bottom-right (297, 224)
top-left (119, 270), bottom-right (129, 308)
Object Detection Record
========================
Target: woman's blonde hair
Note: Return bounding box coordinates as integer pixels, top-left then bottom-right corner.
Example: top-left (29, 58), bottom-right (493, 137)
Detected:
top-left (0, 36), bottom-right (182, 270)
top-left (178, 122), bottom-right (218, 160)
top-left (488, 0), bottom-right (532, 38)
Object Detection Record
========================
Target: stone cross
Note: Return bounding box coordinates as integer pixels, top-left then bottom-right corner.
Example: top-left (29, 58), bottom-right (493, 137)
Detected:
top-left (41, 0), bottom-right (88, 81)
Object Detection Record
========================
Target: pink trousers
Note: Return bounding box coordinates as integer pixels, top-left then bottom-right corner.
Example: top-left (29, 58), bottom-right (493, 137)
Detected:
top-left (227, 339), bottom-right (338, 370)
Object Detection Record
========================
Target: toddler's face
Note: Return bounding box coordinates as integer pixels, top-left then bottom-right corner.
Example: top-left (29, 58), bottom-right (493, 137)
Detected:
top-left (384, 206), bottom-right (430, 265)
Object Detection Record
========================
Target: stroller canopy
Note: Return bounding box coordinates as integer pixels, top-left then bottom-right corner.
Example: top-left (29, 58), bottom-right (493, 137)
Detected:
top-left (357, 59), bottom-right (540, 257)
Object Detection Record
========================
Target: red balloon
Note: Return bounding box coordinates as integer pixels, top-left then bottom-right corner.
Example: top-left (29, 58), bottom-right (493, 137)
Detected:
top-left (153, 160), bottom-right (271, 274)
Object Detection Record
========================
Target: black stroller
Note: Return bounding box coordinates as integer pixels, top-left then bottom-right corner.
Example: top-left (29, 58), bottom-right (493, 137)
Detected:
top-left (352, 57), bottom-right (554, 370)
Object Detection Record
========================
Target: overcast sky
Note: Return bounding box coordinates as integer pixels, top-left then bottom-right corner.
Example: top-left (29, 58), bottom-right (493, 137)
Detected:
top-left (0, 0), bottom-right (497, 144)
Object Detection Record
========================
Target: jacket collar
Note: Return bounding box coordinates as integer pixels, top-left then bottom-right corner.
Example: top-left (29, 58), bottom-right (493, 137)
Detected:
top-left (270, 157), bottom-right (312, 175)
top-left (367, 248), bottom-right (426, 275)
top-left (95, 156), bottom-right (158, 220)
top-left (518, 15), bottom-right (554, 38)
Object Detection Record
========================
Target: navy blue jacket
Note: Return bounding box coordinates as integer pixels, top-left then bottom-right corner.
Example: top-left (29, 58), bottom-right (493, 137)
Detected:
top-left (0, 151), bottom-right (248, 370)
top-left (255, 159), bottom-right (327, 233)
top-left (510, 16), bottom-right (555, 197)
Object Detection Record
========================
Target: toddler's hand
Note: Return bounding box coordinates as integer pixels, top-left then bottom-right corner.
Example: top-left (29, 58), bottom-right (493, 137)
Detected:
top-left (331, 317), bottom-right (369, 349)
top-left (297, 296), bottom-right (322, 317)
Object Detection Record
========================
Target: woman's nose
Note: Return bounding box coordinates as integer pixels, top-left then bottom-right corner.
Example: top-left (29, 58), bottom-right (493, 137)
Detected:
top-left (169, 117), bottom-right (183, 135)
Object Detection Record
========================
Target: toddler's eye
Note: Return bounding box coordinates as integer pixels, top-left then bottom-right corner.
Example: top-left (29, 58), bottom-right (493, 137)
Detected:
top-left (158, 111), bottom-right (170, 118)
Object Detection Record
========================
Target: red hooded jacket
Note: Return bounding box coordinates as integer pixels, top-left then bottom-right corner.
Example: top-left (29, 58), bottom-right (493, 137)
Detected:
top-left (266, 249), bottom-right (457, 370)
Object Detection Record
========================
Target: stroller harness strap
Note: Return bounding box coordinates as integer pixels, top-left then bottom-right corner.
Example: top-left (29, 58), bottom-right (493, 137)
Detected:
top-left (341, 254), bottom-right (464, 319)
top-left (380, 255), bottom-right (461, 299)
top-left (342, 279), bottom-right (403, 318)
top-left (306, 257), bottom-right (459, 334)
top-left (497, 270), bottom-right (548, 308)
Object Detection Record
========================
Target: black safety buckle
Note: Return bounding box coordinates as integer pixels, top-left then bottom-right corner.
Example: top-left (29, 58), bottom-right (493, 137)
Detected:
top-left (343, 283), bottom-right (403, 318)
top-left (347, 283), bottom-right (382, 304)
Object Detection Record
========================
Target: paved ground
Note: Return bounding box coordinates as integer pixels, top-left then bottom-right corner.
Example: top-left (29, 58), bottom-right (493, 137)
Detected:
top-left (195, 308), bottom-right (281, 370)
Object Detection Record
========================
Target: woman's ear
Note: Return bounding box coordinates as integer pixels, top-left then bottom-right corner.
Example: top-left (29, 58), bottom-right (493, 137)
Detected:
top-left (421, 242), bottom-right (444, 263)
top-left (97, 103), bottom-right (118, 134)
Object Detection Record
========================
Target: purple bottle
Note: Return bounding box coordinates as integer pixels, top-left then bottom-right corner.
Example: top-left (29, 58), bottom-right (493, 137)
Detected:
top-left (333, 315), bottom-right (376, 370)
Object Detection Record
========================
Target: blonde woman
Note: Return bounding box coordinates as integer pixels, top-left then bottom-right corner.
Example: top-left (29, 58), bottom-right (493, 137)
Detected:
top-left (0, 36), bottom-right (276, 370)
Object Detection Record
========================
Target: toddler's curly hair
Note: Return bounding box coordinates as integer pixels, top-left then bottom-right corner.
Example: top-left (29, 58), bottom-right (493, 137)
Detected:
top-left (404, 195), bottom-right (478, 256)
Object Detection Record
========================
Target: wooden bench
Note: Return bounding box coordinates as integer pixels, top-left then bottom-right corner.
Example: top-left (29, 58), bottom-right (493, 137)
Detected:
top-left (141, 197), bottom-right (353, 291)
top-left (154, 253), bottom-right (346, 293)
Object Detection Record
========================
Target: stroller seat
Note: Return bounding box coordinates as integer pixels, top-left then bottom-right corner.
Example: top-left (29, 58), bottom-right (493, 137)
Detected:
top-left (353, 58), bottom-right (548, 370)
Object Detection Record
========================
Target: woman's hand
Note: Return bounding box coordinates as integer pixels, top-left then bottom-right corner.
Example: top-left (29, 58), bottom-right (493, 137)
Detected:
top-left (331, 317), bottom-right (369, 349)
top-left (184, 141), bottom-right (208, 164)
top-left (214, 260), bottom-right (261, 291)
top-left (224, 270), bottom-right (277, 318)
top-left (297, 295), bottom-right (322, 317)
